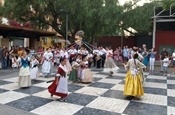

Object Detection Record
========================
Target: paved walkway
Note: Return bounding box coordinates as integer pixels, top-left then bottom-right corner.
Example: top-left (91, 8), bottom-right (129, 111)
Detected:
top-left (0, 66), bottom-right (175, 115)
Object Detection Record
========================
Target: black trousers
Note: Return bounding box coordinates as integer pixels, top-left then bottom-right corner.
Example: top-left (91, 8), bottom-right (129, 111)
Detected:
top-left (96, 59), bottom-right (101, 68)
top-left (101, 54), bottom-right (106, 67)
top-left (93, 55), bottom-right (97, 67)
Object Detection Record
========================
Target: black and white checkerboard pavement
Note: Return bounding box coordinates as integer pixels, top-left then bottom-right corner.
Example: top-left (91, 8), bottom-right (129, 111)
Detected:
top-left (0, 70), bottom-right (175, 115)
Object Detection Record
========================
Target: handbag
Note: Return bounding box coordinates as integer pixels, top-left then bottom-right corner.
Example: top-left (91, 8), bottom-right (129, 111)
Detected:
top-left (56, 76), bottom-right (68, 94)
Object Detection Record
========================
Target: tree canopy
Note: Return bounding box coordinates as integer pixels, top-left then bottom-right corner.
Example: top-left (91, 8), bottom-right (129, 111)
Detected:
top-left (0, 0), bottom-right (165, 41)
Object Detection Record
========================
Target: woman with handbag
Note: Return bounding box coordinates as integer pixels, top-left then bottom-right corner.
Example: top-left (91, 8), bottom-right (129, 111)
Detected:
top-left (48, 57), bottom-right (69, 102)
top-left (123, 53), bottom-right (146, 99)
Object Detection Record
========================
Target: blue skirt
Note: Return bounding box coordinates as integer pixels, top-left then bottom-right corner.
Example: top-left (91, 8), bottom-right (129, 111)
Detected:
top-left (143, 57), bottom-right (149, 66)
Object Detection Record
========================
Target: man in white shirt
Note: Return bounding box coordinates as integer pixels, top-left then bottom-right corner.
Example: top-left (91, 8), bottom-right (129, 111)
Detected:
top-left (68, 46), bottom-right (77, 64)
top-left (93, 47), bottom-right (98, 67)
top-left (100, 47), bottom-right (106, 68)
top-left (172, 48), bottom-right (175, 74)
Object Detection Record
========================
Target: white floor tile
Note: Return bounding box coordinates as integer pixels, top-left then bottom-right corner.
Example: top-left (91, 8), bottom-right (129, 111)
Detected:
top-left (147, 75), bottom-right (167, 80)
top-left (33, 82), bottom-right (51, 88)
top-left (167, 80), bottom-right (175, 85)
top-left (87, 97), bottom-right (130, 113)
top-left (133, 93), bottom-right (167, 106)
top-left (167, 106), bottom-right (175, 115)
top-left (111, 84), bottom-right (124, 91)
top-left (0, 91), bottom-right (29, 104)
top-left (167, 89), bottom-right (175, 97)
top-left (31, 101), bottom-right (83, 115)
top-left (97, 78), bottom-right (122, 84)
top-left (3, 77), bottom-right (18, 83)
top-left (144, 82), bottom-right (167, 89)
top-left (75, 87), bottom-right (108, 96)
top-left (0, 82), bottom-right (19, 90)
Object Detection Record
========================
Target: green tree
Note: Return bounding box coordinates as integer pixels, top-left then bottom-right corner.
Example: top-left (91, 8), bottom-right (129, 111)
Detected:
top-left (0, 0), bottom-right (123, 41)
top-left (156, 0), bottom-right (175, 10)
top-left (120, 1), bottom-right (162, 35)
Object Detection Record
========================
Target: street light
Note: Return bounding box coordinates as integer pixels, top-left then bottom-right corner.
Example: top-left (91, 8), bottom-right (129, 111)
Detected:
top-left (60, 9), bottom-right (69, 49)
top-left (119, 21), bottom-right (124, 48)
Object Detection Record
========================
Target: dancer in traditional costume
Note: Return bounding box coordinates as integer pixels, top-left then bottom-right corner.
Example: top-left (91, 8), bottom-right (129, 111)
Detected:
top-left (30, 56), bottom-right (39, 81)
top-left (76, 54), bottom-right (83, 81)
top-left (42, 48), bottom-right (53, 77)
top-left (69, 61), bottom-right (79, 82)
top-left (54, 48), bottom-right (61, 65)
top-left (48, 58), bottom-right (69, 101)
top-left (61, 48), bottom-right (72, 72)
top-left (123, 53), bottom-right (146, 99)
top-left (11, 55), bottom-right (19, 69)
top-left (68, 46), bottom-right (77, 64)
top-left (81, 57), bottom-right (93, 83)
top-left (18, 52), bottom-right (31, 88)
top-left (103, 47), bottom-right (119, 76)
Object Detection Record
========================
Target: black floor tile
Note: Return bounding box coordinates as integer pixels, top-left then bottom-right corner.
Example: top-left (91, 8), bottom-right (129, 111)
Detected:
top-left (67, 93), bottom-right (97, 106)
top-left (123, 101), bottom-right (167, 115)
top-left (74, 107), bottom-right (119, 115)
top-left (89, 82), bottom-right (115, 89)
top-left (14, 86), bottom-right (46, 94)
top-left (6, 96), bottom-right (52, 111)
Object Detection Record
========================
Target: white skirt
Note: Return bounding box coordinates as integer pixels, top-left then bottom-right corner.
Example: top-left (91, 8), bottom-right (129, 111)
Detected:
top-left (103, 57), bottom-right (119, 73)
top-left (81, 68), bottom-right (93, 83)
top-left (18, 76), bottom-right (31, 87)
top-left (42, 60), bottom-right (52, 74)
top-left (19, 66), bottom-right (31, 87)
top-left (30, 67), bottom-right (39, 79)
top-left (19, 66), bottom-right (30, 76)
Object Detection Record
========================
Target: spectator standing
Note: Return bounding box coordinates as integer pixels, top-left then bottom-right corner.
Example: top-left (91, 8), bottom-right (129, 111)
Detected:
top-left (149, 48), bottom-right (156, 74)
top-left (2, 46), bottom-right (8, 69)
top-left (160, 48), bottom-right (169, 72)
top-left (163, 55), bottom-right (169, 76)
top-left (172, 49), bottom-right (175, 74)
top-left (0, 47), bottom-right (2, 69)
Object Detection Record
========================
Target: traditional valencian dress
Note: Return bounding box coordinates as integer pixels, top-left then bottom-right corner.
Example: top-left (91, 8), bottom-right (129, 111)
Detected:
top-left (42, 51), bottom-right (53, 77)
top-left (69, 61), bottom-right (79, 82)
top-left (18, 57), bottom-right (31, 88)
top-left (103, 50), bottom-right (119, 74)
top-left (48, 64), bottom-right (68, 99)
top-left (81, 61), bottom-right (93, 83)
top-left (124, 58), bottom-right (146, 97)
top-left (64, 51), bottom-right (72, 72)
top-left (30, 58), bottom-right (39, 80)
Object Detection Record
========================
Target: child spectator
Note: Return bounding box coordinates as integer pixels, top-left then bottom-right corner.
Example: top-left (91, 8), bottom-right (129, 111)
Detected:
top-left (163, 55), bottom-right (169, 76)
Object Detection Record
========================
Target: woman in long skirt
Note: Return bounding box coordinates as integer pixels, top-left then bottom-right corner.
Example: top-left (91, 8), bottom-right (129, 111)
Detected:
top-left (123, 53), bottom-right (146, 99)
top-left (48, 57), bottom-right (69, 101)
top-left (103, 47), bottom-right (119, 76)
top-left (142, 48), bottom-right (149, 70)
top-left (18, 52), bottom-right (31, 88)
top-left (30, 56), bottom-right (39, 81)
top-left (81, 57), bottom-right (93, 83)
top-left (69, 61), bottom-right (79, 82)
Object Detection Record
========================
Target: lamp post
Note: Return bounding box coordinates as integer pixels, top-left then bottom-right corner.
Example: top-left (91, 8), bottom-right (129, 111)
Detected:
top-left (65, 13), bottom-right (68, 49)
top-left (120, 21), bottom-right (124, 48)
top-left (60, 9), bottom-right (69, 49)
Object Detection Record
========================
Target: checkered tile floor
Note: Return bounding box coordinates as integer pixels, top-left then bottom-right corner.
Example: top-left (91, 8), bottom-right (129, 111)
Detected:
top-left (0, 70), bottom-right (175, 115)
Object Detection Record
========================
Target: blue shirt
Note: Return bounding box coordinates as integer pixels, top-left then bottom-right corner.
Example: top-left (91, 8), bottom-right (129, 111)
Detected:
top-left (150, 52), bottom-right (156, 58)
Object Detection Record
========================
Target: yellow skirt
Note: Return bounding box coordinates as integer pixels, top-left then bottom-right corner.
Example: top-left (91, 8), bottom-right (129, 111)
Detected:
top-left (124, 71), bottom-right (144, 96)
